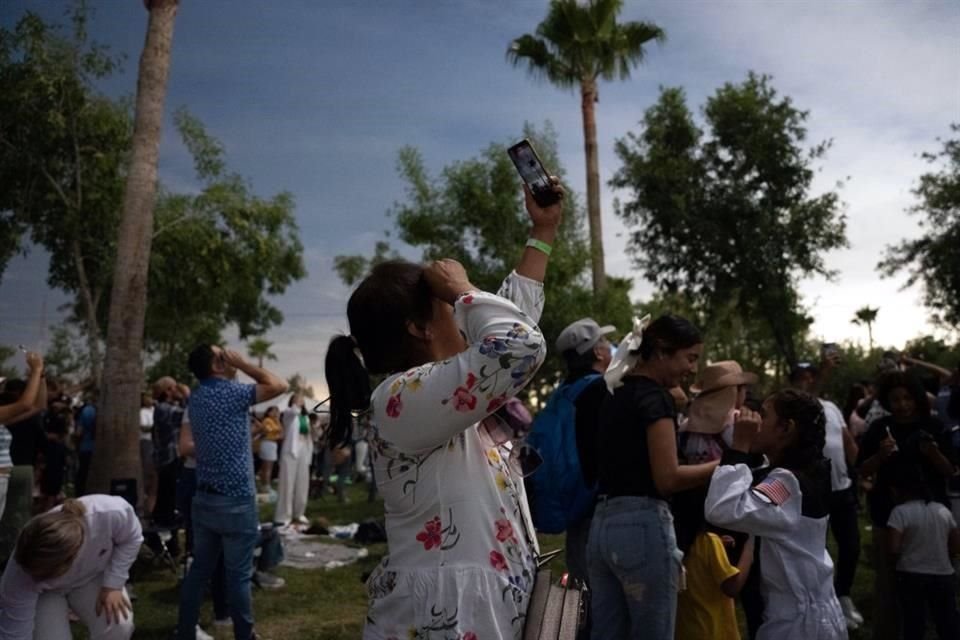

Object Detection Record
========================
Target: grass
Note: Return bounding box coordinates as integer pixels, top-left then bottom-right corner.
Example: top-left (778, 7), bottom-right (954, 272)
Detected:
top-left (98, 481), bottom-right (950, 640)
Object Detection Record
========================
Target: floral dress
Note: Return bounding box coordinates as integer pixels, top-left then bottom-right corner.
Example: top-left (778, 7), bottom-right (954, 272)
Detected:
top-left (363, 272), bottom-right (547, 640)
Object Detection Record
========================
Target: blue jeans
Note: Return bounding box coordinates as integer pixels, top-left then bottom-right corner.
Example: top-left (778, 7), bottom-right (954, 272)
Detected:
top-left (587, 496), bottom-right (681, 640)
top-left (177, 492), bottom-right (259, 640)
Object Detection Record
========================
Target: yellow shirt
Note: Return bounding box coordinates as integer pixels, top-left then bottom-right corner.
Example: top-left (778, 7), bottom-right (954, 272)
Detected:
top-left (676, 532), bottom-right (741, 640)
top-left (261, 416), bottom-right (283, 441)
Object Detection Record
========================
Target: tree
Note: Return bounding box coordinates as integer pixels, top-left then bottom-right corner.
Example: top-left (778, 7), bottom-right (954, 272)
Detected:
top-left (335, 124), bottom-right (634, 398)
top-left (44, 325), bottom-right (89, 383)
top-left (851, 306), bottom-right (879, 351)
top-left (287, 373), bottom-right (315, 399)
top-left (91, 0), bottom-right (178, 495)
top-left (0, 5), bottom-right (131, 383)
top-left (508, 0), bottom-right (665, 295)
top-left (247, 337), bottom-right (277, 368)
top-left (880, 124), bottom-right (960, 328)
top-left (144, 109), bottom-right (305, 383)
top-left (0, 346), bottom-right (18, 380)
top-left (611, 74), bottom-right (846, 367)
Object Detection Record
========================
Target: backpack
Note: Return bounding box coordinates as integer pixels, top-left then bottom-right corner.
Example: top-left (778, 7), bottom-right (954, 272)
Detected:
top-left (526, 374), bottom-right (601, 534)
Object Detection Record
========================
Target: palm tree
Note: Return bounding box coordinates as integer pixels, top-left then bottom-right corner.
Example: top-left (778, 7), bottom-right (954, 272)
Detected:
top-left (247, 337), bottom-right (277, 368)
top-left (851, 306), bottom-right (879, 351)
top-left (90, 0), bottom-right (178, 494)
top-left (508, 0), bottom-right (665, 295)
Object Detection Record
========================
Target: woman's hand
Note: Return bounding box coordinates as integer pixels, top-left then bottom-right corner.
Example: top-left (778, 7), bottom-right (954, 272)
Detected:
top-left (524, 178), bottom-right (563, 231)
top-left (732, 408), bottom-right (762, 453)
top-left (424, 259), bottom-right (475, 305)
top-left (25, 351), bottom-right (43, 373)
top-left (96, 587), bottom-right (132, 625)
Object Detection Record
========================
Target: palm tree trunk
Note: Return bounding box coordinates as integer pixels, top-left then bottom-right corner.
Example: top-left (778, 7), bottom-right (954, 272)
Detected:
top-left (580, 78), bottom-right (606, 295)
top-left (867, 323), bottom-right (874, 352)
top-left (88, 0), bottom-right (178, 495)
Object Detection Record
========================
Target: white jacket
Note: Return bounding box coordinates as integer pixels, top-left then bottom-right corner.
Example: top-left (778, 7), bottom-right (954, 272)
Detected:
top-left (705, 457), bottom-right (847, 640)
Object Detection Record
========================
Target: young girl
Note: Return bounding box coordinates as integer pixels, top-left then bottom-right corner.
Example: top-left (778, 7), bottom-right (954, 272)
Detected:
top-left (258, 405), bottom-right (282, 493)
top-left (676, 524), bottom-right (754, 640)
top-left (705, 389), bottom-right (847, 640)
top-left (0, 494), bottom-right (142, 639)
top-left (887, 465), bottom-right (960, 640)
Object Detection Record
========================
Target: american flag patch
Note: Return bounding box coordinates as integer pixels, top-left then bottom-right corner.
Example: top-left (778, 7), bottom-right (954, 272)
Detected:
top-left (753, 478), bottom-right (791, 506)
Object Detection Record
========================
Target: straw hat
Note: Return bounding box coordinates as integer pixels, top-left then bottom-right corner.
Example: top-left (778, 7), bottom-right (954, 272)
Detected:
top-left (690, 361), bottom-right (758, 395)
top-left (685, 361), bottom-right (758, 435)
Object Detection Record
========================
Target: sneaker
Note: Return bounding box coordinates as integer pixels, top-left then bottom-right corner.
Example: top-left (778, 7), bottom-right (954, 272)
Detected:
top-left (295, 515), bottom-right (310, 525)
top-left (839, 596), bottom-right (864, 626)
top-left (195, 626), bottom-right (215, 640)
top-left (254, 570), bottom-right (286, 590)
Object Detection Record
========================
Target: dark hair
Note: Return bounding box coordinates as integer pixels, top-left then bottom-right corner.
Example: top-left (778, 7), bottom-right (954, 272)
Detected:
top-left (187, 344), bottom-right (216, 381)
top-left (876, 371), bottom-right (930, 416)
top-left (842, 382), bottom-right (868, 424)
top-left (771, 388), bottom-right (826, 474)
top-left (562, 347), bottom-right (600, 380)
top-left (0, 378), bottom-right (26, 405)
top-left (638, 314), bottom-right (702, 361)
top-left (325, 335), bottom-right (372, 450)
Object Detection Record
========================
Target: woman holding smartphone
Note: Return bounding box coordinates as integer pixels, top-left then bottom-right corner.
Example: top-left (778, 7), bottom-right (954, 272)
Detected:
top-left (325, 179), bottom-right (561, 640)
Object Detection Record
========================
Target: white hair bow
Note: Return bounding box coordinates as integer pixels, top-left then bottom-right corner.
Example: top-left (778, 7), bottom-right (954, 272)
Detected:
top-left (603, 314), bottom-right (651, 394)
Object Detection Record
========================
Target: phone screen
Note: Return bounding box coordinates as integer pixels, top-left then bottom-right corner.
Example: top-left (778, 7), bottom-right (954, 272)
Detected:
top-left (508, 139), bottom-right (559, 207)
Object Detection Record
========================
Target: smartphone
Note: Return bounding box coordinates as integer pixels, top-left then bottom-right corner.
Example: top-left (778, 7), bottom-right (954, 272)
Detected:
top-left (507, 139), bottom-right (560, 208)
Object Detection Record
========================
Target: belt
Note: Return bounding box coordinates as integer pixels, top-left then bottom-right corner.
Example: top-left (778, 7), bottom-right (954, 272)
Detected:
top-left (197, 483), bottom-right (225, 496)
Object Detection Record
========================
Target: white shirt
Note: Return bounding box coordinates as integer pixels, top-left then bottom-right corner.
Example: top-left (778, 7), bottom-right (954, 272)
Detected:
top-left (139, 406), bottom-right (154, 441)
top-left (887, 499), bottom-right (957, 575)
top-left (0, 495), bottom-right (143, 639)
top-left (363, 271), bottom-right (546, 640)
top-left (820, 400), bottom-right (852, 492)
top-left (280, 407), bottom-right (312, 459)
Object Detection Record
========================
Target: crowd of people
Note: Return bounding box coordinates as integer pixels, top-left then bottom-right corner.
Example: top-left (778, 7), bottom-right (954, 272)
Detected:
top-left (0, 177), bottom-right (957, 640)
top-left (0, 344), bottom-right (376, 639)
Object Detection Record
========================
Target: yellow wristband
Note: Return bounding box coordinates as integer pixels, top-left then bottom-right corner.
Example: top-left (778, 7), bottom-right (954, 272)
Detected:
top-left (525, 238), bottom-right (552, 256)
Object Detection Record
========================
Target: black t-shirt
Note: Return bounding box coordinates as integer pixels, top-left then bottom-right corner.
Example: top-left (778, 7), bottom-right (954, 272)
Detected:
top-left (573, 375), bottom-right (607, 489)
top-left (857, 414), bottom-right (953, 526)
top-left (596, 375), bottom-right (676, 499)
top-left (7, 412), bottom-right (46, 466)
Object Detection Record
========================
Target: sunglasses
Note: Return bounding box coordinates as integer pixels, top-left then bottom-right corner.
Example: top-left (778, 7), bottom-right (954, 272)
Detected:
top-left (479, 413), bottom-right (543, 478)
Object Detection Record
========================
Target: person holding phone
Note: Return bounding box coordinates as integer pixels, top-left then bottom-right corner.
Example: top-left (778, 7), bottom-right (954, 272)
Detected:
top-left (856, 371), bottom-right (957, 640)
top-left (325, 179), bottom-right (562, 640)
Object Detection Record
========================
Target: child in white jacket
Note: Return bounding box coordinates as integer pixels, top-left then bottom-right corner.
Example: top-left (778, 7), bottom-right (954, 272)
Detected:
top-left (0, 494), bottom-right (142, 640)
top-left (705, 388), bottom-right (847, 640)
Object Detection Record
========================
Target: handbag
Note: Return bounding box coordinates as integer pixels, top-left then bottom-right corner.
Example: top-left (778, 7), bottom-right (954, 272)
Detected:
top-left (522, 549), bottom-right (588, 640)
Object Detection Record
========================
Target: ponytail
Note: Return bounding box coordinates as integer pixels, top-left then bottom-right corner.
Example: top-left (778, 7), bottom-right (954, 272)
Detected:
top-left (325, 335), bottom-right (371, 450)
top-left (15, 498), bottom-right (86, 580)
top-left (772, 389), bottom-right (827, 474)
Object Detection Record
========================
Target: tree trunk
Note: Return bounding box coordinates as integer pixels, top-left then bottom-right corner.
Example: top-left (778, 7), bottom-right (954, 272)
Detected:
top-left (867, 323), bottom-right (874, 352)
top-left (72, 241), bottom-right (103, 385)
top-left (580, 78), bottom-right (606, 295)
top-left (89, 0), bottom-right (178, 496)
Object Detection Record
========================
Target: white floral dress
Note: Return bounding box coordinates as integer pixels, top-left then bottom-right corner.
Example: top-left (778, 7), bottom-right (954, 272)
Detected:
top-left (363, 272), bottom-right (547, 640)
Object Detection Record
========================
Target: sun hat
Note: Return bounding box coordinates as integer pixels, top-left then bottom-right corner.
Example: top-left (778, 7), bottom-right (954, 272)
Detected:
top-left (686, 361), bottom-right (758, 435)
top-left (690, 361), bottom-right (758, 395)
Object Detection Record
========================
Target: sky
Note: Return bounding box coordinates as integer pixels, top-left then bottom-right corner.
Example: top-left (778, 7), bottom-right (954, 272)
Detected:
top-left (1, 0), bottom-right (958, 394)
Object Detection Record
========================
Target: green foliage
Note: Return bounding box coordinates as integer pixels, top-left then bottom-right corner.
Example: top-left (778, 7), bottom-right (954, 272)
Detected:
top-left (507, 0), bottom-right (665, 88)
top-left (880, 123), bottom-right (960, 328)
top-left (247, 337), bottom-right (277, 367)
top-left (44, 324), bottom-right (88, 382)
top-left (1, 7), bottom-right (306, 384)
top-left (287, 373), bottom-right (315, 399)
top-left (334, 123), bottom-right (634, 393)
top-left (611, 74), bottom-right (847, 367)
top-left (0, 345), bottom-right (19, 380)
top-left (0, 5), bottom-right (131, 379)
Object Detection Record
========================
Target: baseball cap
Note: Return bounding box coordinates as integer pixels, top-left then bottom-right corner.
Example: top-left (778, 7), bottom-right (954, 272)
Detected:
top-left (556, 318), bottom-right (616, 355)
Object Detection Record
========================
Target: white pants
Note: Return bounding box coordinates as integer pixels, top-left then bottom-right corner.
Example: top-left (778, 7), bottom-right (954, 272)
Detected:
top-left (34, 579), bottom-right (133, 640)
top-left (0, 474), bottom-right (9, 521)
top-left (274, 451), bottom-right (311, 524)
